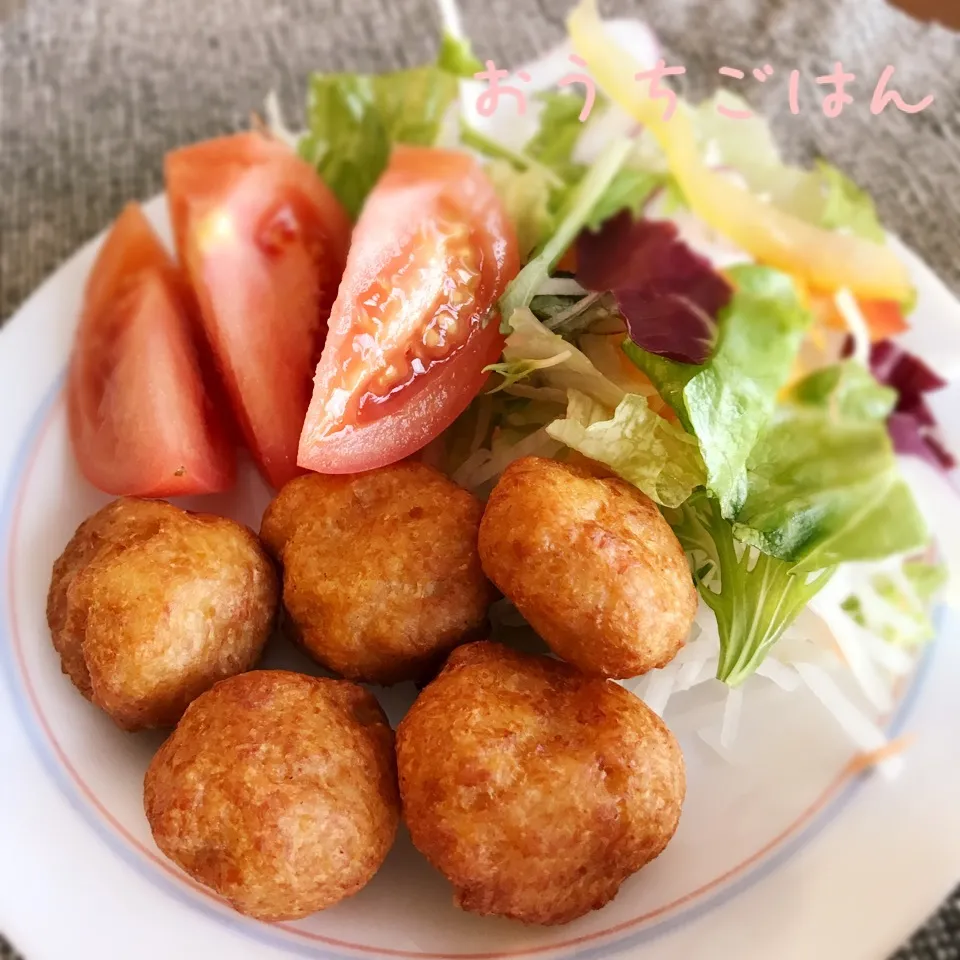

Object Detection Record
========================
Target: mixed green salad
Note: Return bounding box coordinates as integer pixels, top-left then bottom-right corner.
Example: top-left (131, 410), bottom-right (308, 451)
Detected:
top-left (273, 0), bottom-right (954, 744)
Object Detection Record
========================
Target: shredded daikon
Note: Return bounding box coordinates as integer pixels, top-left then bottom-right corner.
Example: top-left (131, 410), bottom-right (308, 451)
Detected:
top-left (451, 448), bottom-right (493, 488)
top-left (628, 589), bottom-right (917, 775)
top-left (720, 687), bottom-right (743, 749)
top-left (754, 657), bottom-right (801, 692)
top-left (640, 668), bottom-right (678, 718)
top-left (794, 662), bottom-right (890, 755)
top-left (809, 602), bottom-right (893, 712)
top-left (853, 627), bottom-right (915, 676)
top-left (458, 428), bottom-right (563, 490)
top-left (466, 394), bottom-right (494, 462)
top-left (675, 657), bottom-right (709, 692)
top-left (834, 287), bottom-right (871, 366)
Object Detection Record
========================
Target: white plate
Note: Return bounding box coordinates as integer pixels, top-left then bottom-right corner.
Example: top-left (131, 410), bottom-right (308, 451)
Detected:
top-left (3, 30), bottom-right (960, 960)
top-left (2, 203), bottom-right (959, 960)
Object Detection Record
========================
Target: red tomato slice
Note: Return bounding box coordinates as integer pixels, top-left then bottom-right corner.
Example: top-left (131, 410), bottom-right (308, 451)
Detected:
top-left (68, 203), bottom-right (235, 497)
top-left (166, 133), bottom-right (352, 488)
top-left (298, 146), bottom-right (519, 474)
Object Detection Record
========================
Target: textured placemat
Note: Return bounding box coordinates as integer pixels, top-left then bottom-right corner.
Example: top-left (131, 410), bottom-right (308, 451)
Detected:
top-left (0, 935), bottom-right (22, 960)
top-left (1, 0), bottom-right (959, 957)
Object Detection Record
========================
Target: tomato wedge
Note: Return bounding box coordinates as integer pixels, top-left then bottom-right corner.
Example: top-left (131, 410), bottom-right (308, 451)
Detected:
top-left (298, 146), bottom-right (519, 474)
top-left (166, 133), bottom-right (352, 488)
top-left (68, 203), bottom-right (235, 497)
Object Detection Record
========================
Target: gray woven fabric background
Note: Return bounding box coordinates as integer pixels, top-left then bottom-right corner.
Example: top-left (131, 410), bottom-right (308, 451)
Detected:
top-left (1, 0), bottom-right (959, 956)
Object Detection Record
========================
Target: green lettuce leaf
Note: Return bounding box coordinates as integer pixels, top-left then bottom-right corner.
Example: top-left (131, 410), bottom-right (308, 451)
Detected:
top-left (816, 161), bottom-right (885, 243)
top-left (731, 396), bottom-right (929, 572)
top-left (904, 560), bottom-right (950, 602)
top-left (484, 351), bottom-right (573, 393)
top-left (473, 92), bottom-right (662, 279)
top-left (583, 167), bottom-right (665, 231)
top-left (498, 137), bottom-right (633, 327)
top-left (667, 495), bottom-right (834, 685)
top-left (485, 160), bottom-right (556, 262)
top-left (476, 127), bottom-right (661, 263)
top-left (842, 560), bottom-right (947, 647)
top-left (300, 75), bottom-right (390, 217)
top-left (524, 92), bottom-right (588, 183)
top-left (301, 37), bottom-right (479, 218)
top-left (546, 390), bottom-right (706, 507)
top-left (646, 92), bottom-right (884, 241)
top-left (625, 266), bottom-right (811, 516)
top-left (436, 33), bottom-right (484, 77)
top-left (522, 90), bottom-right (666, 228)
top-left (460, 123), bottom-right (565, 186)
top-left (464, 90), bottom-right (592, 193)
top-left (788, 361), bottom-right (897, 421)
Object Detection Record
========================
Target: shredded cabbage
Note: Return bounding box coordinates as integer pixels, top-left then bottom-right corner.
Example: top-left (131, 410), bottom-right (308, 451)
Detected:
top-left (546, 390), bottom-right (706, 507)
top-left (501, 307), bottom-right (624, 409)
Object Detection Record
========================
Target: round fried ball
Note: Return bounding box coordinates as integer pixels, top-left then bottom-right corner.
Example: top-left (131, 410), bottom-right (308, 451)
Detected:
top-left (46, 497), bottom-right (277, 730)
top-left (397, 642), bottom-right (685, 925)
top-left (478, 457), bottom-right (697, 679)
top-left (260, 462), bottom-right (493, 685)
top-left (144, 670), bottom-right (399, 920)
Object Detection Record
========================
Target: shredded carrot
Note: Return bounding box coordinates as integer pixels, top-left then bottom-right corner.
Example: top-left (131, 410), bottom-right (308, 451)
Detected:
top-left (811, 292), bottom-right (908, 342)
top-left (859, 299), bottom-right (910, 340)
top-left (613, 348), bottom-right (678, 422)
top-left (847, 734), bottom-right (915, 775)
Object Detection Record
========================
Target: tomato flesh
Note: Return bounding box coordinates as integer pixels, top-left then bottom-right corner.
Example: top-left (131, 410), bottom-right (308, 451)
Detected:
top-left (298, 146), bottom-right (519, 474)
top-left (68, 203), bottom-right (235, 497)
top-left (166, 133), bottom-right (352, 488)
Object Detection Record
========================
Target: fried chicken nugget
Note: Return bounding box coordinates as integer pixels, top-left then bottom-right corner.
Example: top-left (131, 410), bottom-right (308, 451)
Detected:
top-left (144, 670), bottom-right (399, 920)
top-left (396, 642), bottom-right (685, 925)
top-left (260, 463), bottom-right (493, 685)
top-left (478, 457), bottom-right (697, 678)
top-left (47, 497), bottom-right (277, 730)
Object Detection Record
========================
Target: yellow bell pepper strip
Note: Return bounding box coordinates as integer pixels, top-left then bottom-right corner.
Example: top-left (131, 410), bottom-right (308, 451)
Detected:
top-left (567, 0), bottom-right (913, 302)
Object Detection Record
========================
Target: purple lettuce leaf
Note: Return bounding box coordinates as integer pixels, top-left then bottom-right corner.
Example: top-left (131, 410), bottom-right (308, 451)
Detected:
top-left (887, 412), bottom-right (955, 472)
top-left (854, 338), bottom-right (956, 471)
top-left (576, 213), bottom-right (732, 365)
top-left (870, 340), bottom-right (947, 404)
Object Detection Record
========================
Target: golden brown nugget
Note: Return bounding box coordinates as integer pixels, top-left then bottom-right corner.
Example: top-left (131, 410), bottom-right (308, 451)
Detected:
top-left (478, 457), bottom-right (696, 678)
top-left (144, 670), bottom-right (399, 921)
top-left (47, 497), bottom-right (277, 730)
top-left (260, 463), bottom-right (493, 685)
top-left (396, 642), bottom-right (685, 925)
